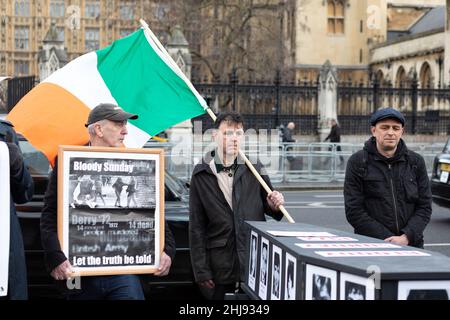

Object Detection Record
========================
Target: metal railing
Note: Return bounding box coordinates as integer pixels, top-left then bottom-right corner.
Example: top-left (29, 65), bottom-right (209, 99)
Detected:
top-left (145, 141), bottom-right (445, 183)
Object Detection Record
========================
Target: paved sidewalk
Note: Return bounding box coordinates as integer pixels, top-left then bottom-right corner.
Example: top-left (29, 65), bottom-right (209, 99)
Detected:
top-left (273, 180), bottom-right (344, 191)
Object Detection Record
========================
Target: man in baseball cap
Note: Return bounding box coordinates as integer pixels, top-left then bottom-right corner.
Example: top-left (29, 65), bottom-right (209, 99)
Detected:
top-left (40, 102), bottom-right (176, 300)
top-left (85, 103), bottom-right (138, 127)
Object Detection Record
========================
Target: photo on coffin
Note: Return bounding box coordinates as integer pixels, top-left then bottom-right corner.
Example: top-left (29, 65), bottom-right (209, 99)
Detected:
top-left (339, 272), bottom-right (375, 300)
top-left (284, 252), bottom-right (297, 300)
top-left (270, 245), bottom-right (282, 300)
top-left (305, 264), bottom-right (337, 300)
top-left (248, 231), bottom-right (258, 290)
top-left (398, 280), bottom-right (450, 300)
top-left (258, 237), bottom-right (269, 299)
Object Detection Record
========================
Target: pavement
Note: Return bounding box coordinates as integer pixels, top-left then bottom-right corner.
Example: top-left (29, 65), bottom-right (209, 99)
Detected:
top-left (273, 180), bottom-right (344, 191)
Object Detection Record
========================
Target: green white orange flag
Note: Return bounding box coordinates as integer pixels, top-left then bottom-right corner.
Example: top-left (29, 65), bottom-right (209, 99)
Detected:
top-left (7, 25), bottom-right (208, 164)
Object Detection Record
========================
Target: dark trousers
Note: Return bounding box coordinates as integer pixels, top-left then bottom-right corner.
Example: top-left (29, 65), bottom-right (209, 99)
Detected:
top-left (328, 145), bottom-right (344, 163)
top-left (66, 275), bottom-right (145, 300)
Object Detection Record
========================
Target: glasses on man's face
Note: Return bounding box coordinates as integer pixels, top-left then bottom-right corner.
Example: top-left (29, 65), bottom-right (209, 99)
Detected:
top-left (221, 129), bottom-right (244, 138)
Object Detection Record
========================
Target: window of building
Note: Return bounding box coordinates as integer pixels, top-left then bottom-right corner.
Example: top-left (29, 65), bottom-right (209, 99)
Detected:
top-left (119, 2), bottom-right (134, 20)
top-left (85, 28), bottom-right (100, 51)
top-left (50, 0), bottom-right (65, 17)
top-left (15, 0), bottom-right (30, 17)
top-left (85, 0), bottom-right (100, 18)
top-left (327, 0), bottom-right (345, 34)
top-left (119, 29), bottom-right (134, 38)
top-left (154, 3), bottom-right (169, 20)
top-left (14, 61), bottom-right (29, 76)
top-left (57, 27), bottom-right (65, 41)
top-left (14, 26), bottom-right (29, 50)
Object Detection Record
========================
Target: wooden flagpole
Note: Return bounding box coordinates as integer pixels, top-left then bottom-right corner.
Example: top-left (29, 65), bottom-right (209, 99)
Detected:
top-left (140, 20), bottom-right (295, 223)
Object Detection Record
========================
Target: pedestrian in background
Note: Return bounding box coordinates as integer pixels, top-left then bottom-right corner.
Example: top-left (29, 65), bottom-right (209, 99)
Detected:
top-left (324, 118), bottom-right (344, 164)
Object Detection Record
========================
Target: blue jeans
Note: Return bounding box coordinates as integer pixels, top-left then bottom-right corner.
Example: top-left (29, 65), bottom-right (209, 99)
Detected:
top-left (66, 275), bottom-right (145, 300)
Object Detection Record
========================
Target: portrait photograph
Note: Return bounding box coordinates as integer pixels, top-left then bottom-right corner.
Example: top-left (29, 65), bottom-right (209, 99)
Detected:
top-left (270, 244), bottom-right (282, 300)
top-left (398, 280), bottom-right (450, 300)
top-left (58, 146), bottom-right (164, 276)
top-left (258, 237), bottom-right (269, 299)
top-left (248, 230), bottom-right (258, 291)
top-left (284, 252), bottom-right (297, 300)
top-left (339, 272), bottom-right (375, 300)
top-left (305, 264), bottom-right (337, 300)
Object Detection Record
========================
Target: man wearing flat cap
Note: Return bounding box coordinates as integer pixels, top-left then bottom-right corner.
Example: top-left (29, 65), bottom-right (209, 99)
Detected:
top-left (40, 103), bottom-right (175, 299)
top-left (344, 107), bottom-right (431, 248)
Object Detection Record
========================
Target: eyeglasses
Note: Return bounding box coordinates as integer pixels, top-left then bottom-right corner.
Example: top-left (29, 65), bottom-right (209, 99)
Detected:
top-left (221, 130), bottom-right (244, 137)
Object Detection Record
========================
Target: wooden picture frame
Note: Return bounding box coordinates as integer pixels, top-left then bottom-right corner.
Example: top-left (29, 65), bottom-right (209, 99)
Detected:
top-left (57, 146), bottom-right (164, 276)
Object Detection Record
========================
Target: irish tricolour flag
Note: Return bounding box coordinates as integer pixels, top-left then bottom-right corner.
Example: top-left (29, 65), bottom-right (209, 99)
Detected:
top-left (7, 24), bottom-right (207, 164)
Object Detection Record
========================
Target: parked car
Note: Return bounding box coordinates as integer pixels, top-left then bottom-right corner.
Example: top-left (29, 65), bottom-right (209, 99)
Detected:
top-left (431, 137), bottom-right (450, 209)
top-left (15, 136), bottom-right (199, 299)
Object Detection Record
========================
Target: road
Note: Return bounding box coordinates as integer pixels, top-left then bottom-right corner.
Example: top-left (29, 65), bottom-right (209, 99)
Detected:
top-left (279, 190), bottom-right (450, 257)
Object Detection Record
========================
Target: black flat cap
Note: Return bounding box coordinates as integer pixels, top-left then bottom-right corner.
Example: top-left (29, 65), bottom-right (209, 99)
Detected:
top-left (370, 108), bottom-right (405, 127)
top-left (85, 103), bottom-right (138, 127)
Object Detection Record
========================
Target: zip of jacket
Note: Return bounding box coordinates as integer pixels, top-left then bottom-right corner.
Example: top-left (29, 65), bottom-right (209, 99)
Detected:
top-left (388, 163), bottom-right (400, 234)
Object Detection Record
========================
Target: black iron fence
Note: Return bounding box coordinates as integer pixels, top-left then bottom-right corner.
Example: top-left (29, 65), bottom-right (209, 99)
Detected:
top-left (7, 76), bottom-right (36, 112)
top-left (193, 69), bottom-right (318, 133)
top-left (6, 72), bottom-right (450, 136)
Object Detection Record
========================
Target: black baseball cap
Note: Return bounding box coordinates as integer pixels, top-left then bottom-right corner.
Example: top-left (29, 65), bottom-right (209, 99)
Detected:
top-left (85, 103), bottom-right (138, 127)
top-left (369, 108), bottom-right (405, 127)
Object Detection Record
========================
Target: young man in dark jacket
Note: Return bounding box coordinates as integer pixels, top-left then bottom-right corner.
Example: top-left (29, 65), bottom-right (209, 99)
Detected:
top-left (344, 108), bottom-right (431, 248)
top-left (40, 103), bottom-right (175, 299)
top-left (189, 112), bottom-right (285, 300)
top-left (0, 119), bottom-right (34, 300)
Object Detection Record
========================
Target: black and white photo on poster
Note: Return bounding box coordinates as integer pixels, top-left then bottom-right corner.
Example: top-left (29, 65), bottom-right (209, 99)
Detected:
top-left (270, 245), bottom-right (282, 300)
top-left (339, 272), bottom-right (375, 300)
top-left (284, 252), bottom-right (296, 300)
top-left (68, 157), bottom-right (156, 209)
top-left (258, 237), bottom-right (269, 299)
top-left (398, 280), bottom-right (450, 300)
top-left (60, 147), bottom-right (163, 276)
top-left (305, 264), bottom-right (337, 300)
top-left (248, 231), bottom-right (258, 291)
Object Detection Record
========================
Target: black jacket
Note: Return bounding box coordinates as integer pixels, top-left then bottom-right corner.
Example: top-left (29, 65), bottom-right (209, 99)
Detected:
top-left (40, 161), bottom-right (176, 274)
top-left (324, 124), bottom-right (341, 143)
top-left (1, 120), bottom-right (34, 299)
top-left (189, 152), bottom-right (283, 285)
top-left (344, 137), bottom-right (431, 248)
top-left (282, 128), bottom-right (295, 143)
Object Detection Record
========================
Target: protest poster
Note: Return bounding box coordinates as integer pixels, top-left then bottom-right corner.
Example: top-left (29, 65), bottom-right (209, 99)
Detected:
top-left (58, 146), bottom-right (164, 276)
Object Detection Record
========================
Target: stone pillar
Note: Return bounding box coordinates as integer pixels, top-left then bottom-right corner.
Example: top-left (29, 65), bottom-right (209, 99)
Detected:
top-left (317, 60), bottom-right (338, 142)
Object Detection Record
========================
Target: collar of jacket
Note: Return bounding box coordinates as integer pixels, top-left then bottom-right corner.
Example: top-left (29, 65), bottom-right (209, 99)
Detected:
top-left (364, 136), bottom-right (407, 163)
top-left (192, 149), bottom-right (247, 177)
top-left (213, 152), bottom-right (238, 173)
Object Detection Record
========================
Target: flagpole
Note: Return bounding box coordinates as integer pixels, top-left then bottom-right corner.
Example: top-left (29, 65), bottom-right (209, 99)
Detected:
top-left (140, 20), bottom-right (295, 224)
